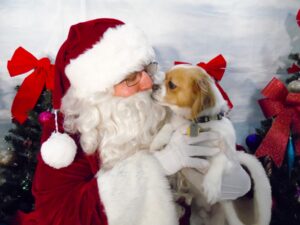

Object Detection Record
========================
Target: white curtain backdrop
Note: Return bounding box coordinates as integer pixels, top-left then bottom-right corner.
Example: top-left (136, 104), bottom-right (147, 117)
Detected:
top-left (0, 0), bottom-right (299, 145)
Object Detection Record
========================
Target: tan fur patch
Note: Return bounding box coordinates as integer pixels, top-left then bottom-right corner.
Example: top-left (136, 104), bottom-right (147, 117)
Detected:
top-left (164, 66), bottom-right (215, 119)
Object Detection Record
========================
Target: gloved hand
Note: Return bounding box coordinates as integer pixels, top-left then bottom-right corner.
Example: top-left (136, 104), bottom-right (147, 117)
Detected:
top-left (153, 130), bottom-right (220, 176)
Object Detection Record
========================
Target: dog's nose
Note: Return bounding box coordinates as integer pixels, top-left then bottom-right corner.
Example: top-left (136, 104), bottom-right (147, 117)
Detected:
top-left (152, 84), bottom-right (160, 91)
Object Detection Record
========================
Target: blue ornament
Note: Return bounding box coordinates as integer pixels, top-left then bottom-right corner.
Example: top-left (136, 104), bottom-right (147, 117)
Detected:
top-left (246, 134), bottom-right (262, 152)
top-left (287, 136), bottom-right (295, 177)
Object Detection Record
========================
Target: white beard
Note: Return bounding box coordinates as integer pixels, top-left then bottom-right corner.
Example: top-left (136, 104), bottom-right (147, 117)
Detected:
top-left (61, 89), bottom-right (167, 170)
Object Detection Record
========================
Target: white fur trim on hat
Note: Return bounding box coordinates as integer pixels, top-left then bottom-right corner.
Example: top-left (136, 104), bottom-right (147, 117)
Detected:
top-left (65, 24), bottom-right (155, 98)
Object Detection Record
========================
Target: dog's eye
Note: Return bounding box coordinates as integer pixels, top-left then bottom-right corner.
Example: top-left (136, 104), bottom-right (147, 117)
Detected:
top-left (168, 81), bottom-right (177, 90)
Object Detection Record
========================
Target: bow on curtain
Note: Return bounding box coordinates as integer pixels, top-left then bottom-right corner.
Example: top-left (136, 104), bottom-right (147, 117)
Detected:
top-left (175, 54), bottom-right (233, 109)
top-left (255, 77), bottom-right (300, 167)
top-left (7, 47), bottom-right (55, 124)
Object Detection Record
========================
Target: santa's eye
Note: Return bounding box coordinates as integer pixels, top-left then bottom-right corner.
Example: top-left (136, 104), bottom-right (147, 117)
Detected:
top-left (124, 72), bottom-right (141, 87)
top-left (168, 81), bottom-right (177, 90)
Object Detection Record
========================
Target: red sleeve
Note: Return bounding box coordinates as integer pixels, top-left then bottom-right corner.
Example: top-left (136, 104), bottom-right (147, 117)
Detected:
top-left (13, 115), bottom-right (108, 225)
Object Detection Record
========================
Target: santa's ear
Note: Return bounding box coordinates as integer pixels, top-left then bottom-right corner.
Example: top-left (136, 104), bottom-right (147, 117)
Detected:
top-left (191, 76), bottom-right (215, 118)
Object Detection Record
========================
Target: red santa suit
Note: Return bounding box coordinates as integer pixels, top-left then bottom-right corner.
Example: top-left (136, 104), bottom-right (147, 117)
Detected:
top-left (14, 123), bottom-right (108, 225)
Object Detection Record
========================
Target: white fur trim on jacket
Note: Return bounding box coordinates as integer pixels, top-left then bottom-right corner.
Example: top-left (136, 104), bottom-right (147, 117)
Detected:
top-left (96, 151), bottom-right (178, 225)
top-left (65, 24), bottom-right (155, 98)
top-left (234, 152), bottom-right (272, 225)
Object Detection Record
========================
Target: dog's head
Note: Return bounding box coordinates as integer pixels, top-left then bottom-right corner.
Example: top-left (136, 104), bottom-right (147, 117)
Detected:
top-left (152, 65), bottom-right (227, 119)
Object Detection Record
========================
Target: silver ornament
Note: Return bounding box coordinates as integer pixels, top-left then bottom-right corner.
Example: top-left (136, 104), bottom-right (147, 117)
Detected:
top-left (287, 80), bottom-right (300, 93)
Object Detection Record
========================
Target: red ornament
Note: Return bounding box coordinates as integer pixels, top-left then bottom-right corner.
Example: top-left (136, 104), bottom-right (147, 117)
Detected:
top-left (38, 111), bottom-right (53, 125)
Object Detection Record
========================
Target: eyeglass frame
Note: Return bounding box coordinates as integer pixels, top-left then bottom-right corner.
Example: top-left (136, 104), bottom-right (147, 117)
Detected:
top-left (119, 61), bottom-right (158, 87)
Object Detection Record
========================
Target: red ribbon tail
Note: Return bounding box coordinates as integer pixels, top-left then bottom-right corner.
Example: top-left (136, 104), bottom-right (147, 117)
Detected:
top-left (258, 98), bottom-right (285, 119)
top-left (255, 110), bottom-right (292, 167)
top-left (11, 72), bottom-right (45, 124)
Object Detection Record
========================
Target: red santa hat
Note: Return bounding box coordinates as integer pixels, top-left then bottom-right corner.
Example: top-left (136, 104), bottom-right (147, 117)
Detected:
top-left (41, 18), bottom-right (156, 169)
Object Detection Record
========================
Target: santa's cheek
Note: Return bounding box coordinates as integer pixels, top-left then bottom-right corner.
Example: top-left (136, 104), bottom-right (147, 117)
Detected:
top-left (114, 84), bottom-right (140, 97)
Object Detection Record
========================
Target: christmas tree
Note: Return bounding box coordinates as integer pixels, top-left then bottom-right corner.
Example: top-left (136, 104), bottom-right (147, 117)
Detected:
top-left (245, 40), bottom-right (300, 225)
top-left (0, 47), bottom-right (54, 224)
top-left (0, 89), bottom-right (52, 223)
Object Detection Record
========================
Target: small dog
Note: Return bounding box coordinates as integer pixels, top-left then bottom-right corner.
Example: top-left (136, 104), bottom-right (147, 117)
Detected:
top-left (151, 64), bottom-right (241, 224)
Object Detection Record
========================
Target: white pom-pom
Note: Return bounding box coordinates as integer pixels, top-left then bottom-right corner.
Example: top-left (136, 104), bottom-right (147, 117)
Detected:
top-left (41, 132), bottom-right (77, 169)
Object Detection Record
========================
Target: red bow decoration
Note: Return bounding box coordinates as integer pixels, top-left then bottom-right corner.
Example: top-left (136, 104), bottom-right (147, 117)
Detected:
top-left (175, 54), bottom-right (233, 109)
top-left (255, 77), bottom-right (300, 167)
top-left (297, 9), bottom-right (300, 27)
top-left (7, 47), bottom-right (55, 124)
top-left (287, 63), bottom-right (300, 74)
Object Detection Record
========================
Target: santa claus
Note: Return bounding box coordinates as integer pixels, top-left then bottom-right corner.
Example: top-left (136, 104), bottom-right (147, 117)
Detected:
top-left (14, 18), bottom-right (270, 225)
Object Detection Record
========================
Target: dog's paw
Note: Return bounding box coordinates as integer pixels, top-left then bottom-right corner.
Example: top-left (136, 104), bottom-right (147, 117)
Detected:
top-left (202, 175), bottom-right (222, 205)
top-left (150, 124), bottom-right (174, 151)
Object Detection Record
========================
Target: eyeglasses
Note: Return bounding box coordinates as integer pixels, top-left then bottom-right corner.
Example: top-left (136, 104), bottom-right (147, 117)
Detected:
top-left (121, 61), bottom-right (158, 87)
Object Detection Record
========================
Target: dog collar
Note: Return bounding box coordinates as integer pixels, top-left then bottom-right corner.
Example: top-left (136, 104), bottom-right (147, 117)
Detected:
top-left (187, 112), bottom-right (225, 137)
top-left (193, 112), bottom-right (225, 123)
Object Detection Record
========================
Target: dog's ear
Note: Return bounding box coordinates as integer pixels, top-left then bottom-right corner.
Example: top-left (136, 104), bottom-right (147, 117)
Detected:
top-left (191, 76), bottom-right (215, 118)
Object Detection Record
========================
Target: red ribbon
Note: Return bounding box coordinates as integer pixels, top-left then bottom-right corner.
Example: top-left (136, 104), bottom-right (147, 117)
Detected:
top-left (175, 54), bottom-right (233, 109)
top-left (297, 9), bottom-right (300, 27)
top-left (255, 77), bottom-right (300, 167)
top-left (7, 47), bottom-right (55, 124)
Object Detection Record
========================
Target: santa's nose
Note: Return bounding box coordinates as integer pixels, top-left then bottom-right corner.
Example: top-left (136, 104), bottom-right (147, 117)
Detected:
top-left (139, 71), bottom-right (153, 91)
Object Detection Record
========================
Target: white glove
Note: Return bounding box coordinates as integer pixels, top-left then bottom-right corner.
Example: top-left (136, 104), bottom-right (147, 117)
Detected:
top-left (220, 163), bottom-right (251, 200)
top-left (153, 130), bottom-right (220, 176)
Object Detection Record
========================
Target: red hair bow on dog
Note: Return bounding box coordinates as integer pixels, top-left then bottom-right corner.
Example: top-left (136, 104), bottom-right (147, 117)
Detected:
top-left (175, 54), bottom-right (233, 109)
top-left (7, 47), bottom-right (55, 124)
